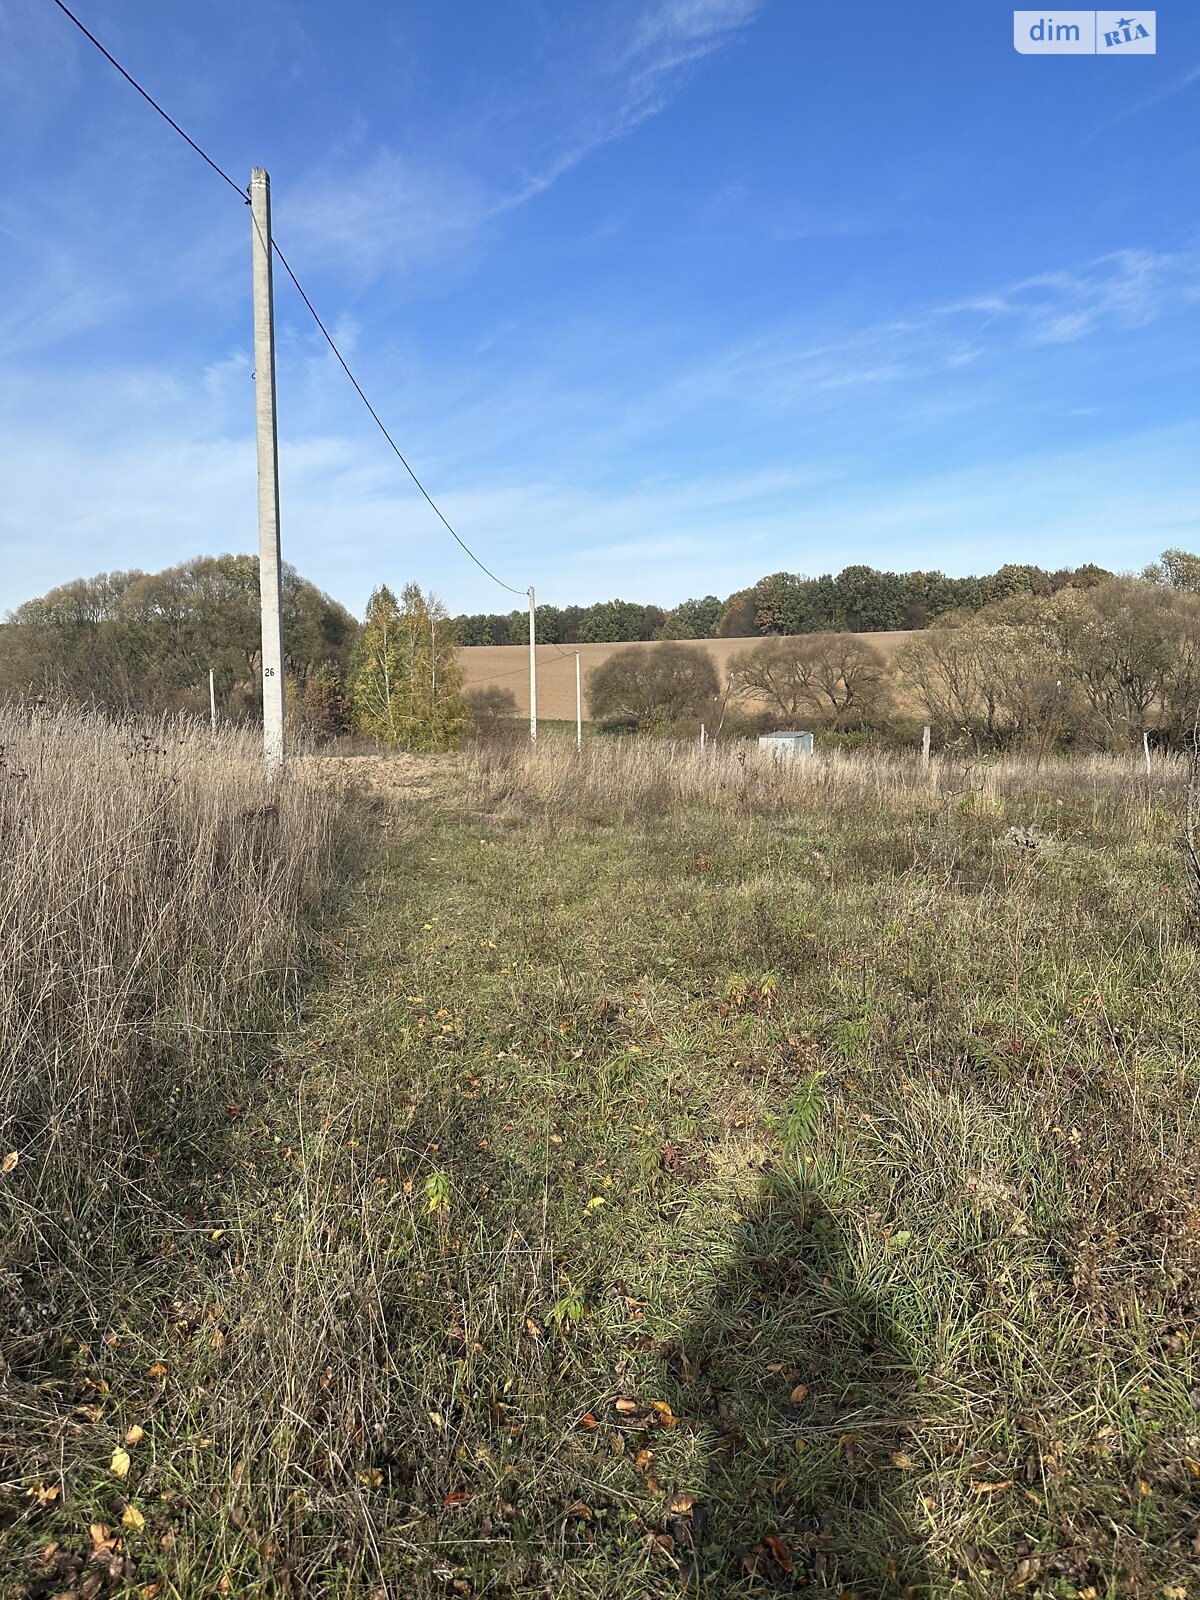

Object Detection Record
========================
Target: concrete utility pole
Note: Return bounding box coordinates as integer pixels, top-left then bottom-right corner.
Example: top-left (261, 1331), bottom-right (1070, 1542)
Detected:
top-left (528, 586), bottom-right (537, 742)
top-left (209, 668), bottom-right (217, 736)
top-left (922, 725), bottom-right (931, 768)
top-left (575, 651), bottom-right (582, 751)
top-left (250, 168), bottom-right (286, 773)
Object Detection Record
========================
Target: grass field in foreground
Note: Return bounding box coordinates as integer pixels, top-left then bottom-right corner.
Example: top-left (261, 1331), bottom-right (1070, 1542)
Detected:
top-left (6, 740), bottom-right (1200, 1599)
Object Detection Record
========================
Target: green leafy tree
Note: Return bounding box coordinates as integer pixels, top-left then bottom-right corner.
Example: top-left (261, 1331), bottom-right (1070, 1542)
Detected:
top-left (832, 566), bottom-right (908, 632)
top-left (0, 554), bottom-right (355, 719)
top-left (659, 595), bottom-right (723, 639)
top-left (577, 599), bottom-right (647, 643)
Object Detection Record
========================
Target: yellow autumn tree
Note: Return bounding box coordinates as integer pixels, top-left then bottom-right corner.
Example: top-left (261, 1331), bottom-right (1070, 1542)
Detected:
top-left (349, 583), bottom-right (468, 749)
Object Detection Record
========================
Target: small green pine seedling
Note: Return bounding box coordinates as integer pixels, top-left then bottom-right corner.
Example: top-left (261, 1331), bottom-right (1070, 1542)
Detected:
top-left (782, 1073), bottom-right (825, 1154)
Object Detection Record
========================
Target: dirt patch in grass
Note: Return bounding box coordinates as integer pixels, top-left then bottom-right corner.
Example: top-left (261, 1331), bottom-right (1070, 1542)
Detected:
top-left (301, 750), bottom-right (448, 803)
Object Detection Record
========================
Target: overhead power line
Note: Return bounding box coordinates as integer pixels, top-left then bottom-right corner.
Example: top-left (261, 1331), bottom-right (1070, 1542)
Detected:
top-left (48, 0), bottom-right (527, 599)
top-left (269, 242), bottom-right (525, 596)
top-left (48, 0), bottom-right (245, 201)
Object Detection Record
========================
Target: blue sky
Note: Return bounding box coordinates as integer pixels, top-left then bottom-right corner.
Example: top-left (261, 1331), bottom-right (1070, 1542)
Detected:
top-left (2, 0), bottom-right (1198, 616)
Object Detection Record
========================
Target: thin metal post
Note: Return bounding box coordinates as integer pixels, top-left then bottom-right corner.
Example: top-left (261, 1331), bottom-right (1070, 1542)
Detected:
top-left (528, 586), bottom-right (537, 742)
top-left (209, 668), bottom-right (217, 736)
top-left (575, 650), bottom-right (582, 750)
top-left (249, 168), bottom-right (286, 773)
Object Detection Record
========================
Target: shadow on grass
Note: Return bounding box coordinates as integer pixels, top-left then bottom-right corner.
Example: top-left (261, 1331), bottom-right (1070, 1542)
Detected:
top-left (665, 1169), bottom-right (929, 1597)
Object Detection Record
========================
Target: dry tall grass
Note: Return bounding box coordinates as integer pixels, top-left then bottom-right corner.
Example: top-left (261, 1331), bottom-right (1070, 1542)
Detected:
top-left (468, 733), bottom-right (1183, 823)
top-left (0, 709), bottom-right (351, 1478)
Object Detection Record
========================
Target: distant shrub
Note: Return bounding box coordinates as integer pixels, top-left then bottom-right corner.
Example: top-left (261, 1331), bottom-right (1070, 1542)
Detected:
top-left (587, 643), bottom-right (719, 731)
top-left (731, 634), bottom-right (890, 730)
top-left (466, 685), bottom-right (521, 741)
top-left (292, 662), bottom-right (352, 741)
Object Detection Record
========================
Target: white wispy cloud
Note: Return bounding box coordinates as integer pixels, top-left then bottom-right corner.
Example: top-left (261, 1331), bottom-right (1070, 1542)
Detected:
top-left (953, 248), bottom-right (1200, 345)
top-left (2, 325), bottom-right (1195, 616)
top-left (627, 246), bottom-right (1200, 424)
top-left (282, 151), bottom-right (492, 280)
top-left (1085, 61), bottom-right (1200, 139)
top-left (285, 0), bottom-right (764, 280)
top-left (630, 0), bottom-right (761, 54)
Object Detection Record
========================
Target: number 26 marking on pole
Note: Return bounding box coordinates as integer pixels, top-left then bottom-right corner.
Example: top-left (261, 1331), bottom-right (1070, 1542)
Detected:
top-left (264, 666), bottom-right (275, 677)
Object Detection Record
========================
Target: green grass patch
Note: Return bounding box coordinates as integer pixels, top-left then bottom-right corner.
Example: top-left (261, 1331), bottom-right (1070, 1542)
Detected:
top-left (6, 745), bottom-right (1200, 1598)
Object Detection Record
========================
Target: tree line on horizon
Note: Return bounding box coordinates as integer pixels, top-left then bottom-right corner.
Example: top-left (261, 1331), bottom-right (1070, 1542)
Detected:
top-left (580, 561), bottom-right (1200, 752)
top-left (3, 548), bottom-right (1199, 752)
top-left (449, 558), bottom-right (1121, 647)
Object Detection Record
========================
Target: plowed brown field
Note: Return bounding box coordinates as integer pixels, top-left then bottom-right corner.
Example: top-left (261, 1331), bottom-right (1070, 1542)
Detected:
top-left (459, 632), bottom-right (914, 720)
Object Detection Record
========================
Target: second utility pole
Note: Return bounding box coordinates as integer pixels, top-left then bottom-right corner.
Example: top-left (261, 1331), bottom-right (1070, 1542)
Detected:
top-left (250, 168), bottom-right (286, 773)
top-left (528, 586), bottom-right (537, 742)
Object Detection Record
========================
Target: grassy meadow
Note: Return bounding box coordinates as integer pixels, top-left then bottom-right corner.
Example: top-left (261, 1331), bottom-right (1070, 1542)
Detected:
top-left (3, 723), bottom-right (1199, 1598)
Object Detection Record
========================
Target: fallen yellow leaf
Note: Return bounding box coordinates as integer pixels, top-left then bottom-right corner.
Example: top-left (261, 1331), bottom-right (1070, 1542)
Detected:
top-left (1, 1150), bottom-right (18, 1173)
top-left (124, 1424), bottom-right (145, 1446)
top-left (122, 1505), bottom-right (146, 1532)
top-left (110, 1447), bottom-right (131, 1479)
